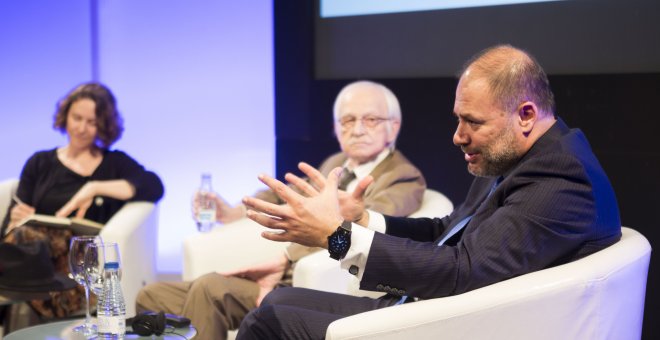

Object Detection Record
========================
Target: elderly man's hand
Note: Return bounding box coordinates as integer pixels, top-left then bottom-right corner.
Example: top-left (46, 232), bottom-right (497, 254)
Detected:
top-left (242, 167), bottom-right (345, 248)
top-left (191, 191), bottom-right (245, 224)
top-left (285, 162), bottom-right (372, 224)
top-left (219, 254), bottom-right (289, 307)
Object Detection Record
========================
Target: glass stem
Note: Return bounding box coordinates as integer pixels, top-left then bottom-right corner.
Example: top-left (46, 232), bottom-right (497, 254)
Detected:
top-left (84, 284), bottom-right (91, 325)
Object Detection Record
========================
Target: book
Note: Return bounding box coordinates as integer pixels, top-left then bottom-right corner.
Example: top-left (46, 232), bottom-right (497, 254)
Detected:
top-left (17, 214), bottom-right (103, 235)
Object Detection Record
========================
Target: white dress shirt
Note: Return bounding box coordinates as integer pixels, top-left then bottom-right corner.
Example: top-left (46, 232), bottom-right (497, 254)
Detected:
top-left (342, 148), bottom-right (392, 193)
top-left (339, 210), bottom-right (386, 280)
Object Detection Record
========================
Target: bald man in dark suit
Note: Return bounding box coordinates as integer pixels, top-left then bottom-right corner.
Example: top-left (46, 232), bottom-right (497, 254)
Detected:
top-left (238, 44), bottom-right (622, 339)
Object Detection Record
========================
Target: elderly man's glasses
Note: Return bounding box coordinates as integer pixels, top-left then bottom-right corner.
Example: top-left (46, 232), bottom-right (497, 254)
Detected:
top-left (338, 115), bottom-right (390, 129)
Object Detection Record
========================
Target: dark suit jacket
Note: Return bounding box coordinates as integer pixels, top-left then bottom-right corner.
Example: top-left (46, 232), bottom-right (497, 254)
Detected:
top-left (361, 119), bottom-right (621, 300)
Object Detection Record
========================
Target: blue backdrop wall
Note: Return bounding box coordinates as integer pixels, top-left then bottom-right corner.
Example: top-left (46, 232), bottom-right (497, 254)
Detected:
top-left (0, 0), bottom-right (274, 273)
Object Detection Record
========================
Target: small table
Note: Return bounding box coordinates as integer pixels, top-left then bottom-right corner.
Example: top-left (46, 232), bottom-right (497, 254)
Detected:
top-left (1, 290), bottom-right (52, 334)
top-left (4, 318), bottom-right (197, 339)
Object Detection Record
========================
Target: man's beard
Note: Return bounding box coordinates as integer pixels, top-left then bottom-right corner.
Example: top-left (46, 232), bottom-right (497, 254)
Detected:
top-left (468, 121), bottom-right (521, 177)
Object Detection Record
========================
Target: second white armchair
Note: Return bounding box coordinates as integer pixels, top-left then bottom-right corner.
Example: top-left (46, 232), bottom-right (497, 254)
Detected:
top-left (0, 178), bottom-right (159, 317)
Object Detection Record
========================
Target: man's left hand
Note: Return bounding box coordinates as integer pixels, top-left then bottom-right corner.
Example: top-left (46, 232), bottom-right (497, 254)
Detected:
top-left (243, 167), bottom-right (345, 248)
top-left (285, 162), bottom-right (373, 224)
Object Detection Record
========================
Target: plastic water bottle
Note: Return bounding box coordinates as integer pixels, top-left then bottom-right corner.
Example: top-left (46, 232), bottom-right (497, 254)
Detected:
top-left (97, 262), bottom-right (126, 339)
top-left (197, 173), bottom-right (217, 232)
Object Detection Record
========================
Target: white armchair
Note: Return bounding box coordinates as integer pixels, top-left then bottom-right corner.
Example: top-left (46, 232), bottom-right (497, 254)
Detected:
top-left (0, 178), bottom-right (158, 317)
top-left (324, 227), bottom-right (651, 340)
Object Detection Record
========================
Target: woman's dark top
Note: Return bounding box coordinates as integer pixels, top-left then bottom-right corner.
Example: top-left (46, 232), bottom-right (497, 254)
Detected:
top-left (1, 148), bottom-right (164, 234)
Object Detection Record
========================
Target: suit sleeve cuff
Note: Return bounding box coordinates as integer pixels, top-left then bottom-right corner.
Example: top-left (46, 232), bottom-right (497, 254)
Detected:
top-left (339, 224), bottom-right (374, 281)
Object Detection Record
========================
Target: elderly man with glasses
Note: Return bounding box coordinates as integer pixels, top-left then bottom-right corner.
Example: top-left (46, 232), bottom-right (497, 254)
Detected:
top-left (136, 80), bottom-right (427, 340)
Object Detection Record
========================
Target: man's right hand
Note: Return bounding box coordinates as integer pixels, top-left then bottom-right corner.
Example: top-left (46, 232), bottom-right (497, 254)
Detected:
top-left (191, 192), bottom-right (245, 224)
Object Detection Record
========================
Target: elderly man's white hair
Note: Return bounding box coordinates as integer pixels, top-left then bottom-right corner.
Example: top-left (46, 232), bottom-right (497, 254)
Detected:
top-left (332, 80), bottom-right (402, 146)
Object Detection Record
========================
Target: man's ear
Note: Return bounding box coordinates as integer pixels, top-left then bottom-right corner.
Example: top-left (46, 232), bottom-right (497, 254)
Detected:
top-left (517, 102), bottom-right (538, 135)
top-left (387, 120), bottom-right (401, 144)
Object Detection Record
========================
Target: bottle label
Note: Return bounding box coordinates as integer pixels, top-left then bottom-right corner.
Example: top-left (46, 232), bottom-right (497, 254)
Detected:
top-left (98, 315), bottom-right (126, 335)
top-left (198, 209), bottom-right (216, 223)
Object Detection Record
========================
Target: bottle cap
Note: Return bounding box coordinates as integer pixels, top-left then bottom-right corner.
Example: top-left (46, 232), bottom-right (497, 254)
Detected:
top-left (104, 262), bottom-right (120, 269)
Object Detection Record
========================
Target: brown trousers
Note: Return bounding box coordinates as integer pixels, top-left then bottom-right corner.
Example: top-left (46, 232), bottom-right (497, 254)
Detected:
top-left (136, 273), bottom-right (259, 340)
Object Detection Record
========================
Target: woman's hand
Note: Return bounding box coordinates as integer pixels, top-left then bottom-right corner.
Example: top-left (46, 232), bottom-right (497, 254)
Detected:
top-left (7, 201), bottom-right (35, 231)
top-left (56, 182), bottom-right (97, 218)
top-left (56, 179), bottom-right (135, 219)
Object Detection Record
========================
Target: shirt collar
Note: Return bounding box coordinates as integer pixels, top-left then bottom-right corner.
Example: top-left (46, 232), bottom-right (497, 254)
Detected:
top-left (344, 148), bottom-right (392, 181)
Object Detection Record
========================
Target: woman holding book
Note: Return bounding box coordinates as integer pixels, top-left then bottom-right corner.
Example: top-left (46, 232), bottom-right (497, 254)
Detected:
top-left (0, 82), bottom-right (164, 321)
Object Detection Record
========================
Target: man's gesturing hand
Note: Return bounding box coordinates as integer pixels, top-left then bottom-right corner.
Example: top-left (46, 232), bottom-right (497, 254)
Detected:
top-left (242, 167), bottom-right (345, 249)
top-left (285, 162), bottom-right (372, 224)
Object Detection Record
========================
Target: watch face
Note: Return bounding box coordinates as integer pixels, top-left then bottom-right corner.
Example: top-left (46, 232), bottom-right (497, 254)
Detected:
top-left (328, 227), bottom-right (351, 260)
top-left (329, 233), bottom-right (350, 252)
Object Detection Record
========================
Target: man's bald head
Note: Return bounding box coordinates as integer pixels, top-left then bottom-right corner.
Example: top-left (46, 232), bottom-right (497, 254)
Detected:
top-left (459, 45), bottom-right (555, 117)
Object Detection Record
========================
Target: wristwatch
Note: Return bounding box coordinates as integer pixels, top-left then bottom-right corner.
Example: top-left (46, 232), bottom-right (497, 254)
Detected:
top-left (327, 220), bottom-right (352, 260)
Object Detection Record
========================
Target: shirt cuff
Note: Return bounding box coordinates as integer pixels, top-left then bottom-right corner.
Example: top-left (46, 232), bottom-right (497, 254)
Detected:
top-left (339, 222), bottom-right (375, 281)
top-left (366, 210), bottom-right (386, 233)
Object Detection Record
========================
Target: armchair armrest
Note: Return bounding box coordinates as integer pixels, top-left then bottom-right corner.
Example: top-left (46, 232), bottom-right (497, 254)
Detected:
top-left (293, 250), bottom-right (350, 294)
top-left (182, 218), bottom-right (290, 281)
top-left (100, 201), bottom-right (158, 317)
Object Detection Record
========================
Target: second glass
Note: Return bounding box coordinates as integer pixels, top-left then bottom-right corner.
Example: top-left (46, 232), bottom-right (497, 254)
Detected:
top-left (68, 235), bottom-right (102, 337)
top-left (84, 242), bottom-right (122, 296)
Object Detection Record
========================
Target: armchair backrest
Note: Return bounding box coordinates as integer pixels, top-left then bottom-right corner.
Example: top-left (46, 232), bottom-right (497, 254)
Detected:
top-left (408, 189), bottom-right (453, 218)
top-left (0, 178), bottom-right (19, 224)
top-left (326, 226), bottom-right (651, 340)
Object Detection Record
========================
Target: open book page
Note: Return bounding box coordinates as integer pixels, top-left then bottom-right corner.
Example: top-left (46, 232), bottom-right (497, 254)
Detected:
top-left (17, 214), bottom-right (103, 235)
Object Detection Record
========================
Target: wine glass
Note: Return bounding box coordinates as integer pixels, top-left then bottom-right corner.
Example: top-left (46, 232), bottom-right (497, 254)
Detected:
top-left (68, 235), bottom-right (102, 336)
top-left (84, 242), bottom-right (122, 297)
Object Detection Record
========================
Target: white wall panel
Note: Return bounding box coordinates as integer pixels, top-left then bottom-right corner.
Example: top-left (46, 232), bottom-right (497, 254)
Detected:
top-left (0, 1), bottom-right (92, 179)
top-left (0, 1), bottom-right (274, 275)
top-left (97, 0), bottom-right (274, 273)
